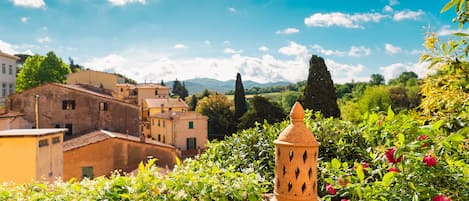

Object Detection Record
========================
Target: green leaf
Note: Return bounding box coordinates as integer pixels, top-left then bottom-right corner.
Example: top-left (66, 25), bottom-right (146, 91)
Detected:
top-left (387, 106), bottom-right (395, 120)
top-left (398, 133), bottom-right (405, 145)
top-left (331, 159), bottom-right (341, 170)
top-left (356, 164), bottom-right (365, 183)
top-left (448, 133), bottom-right (464, 143)
top-left (382, 172), bottom-right (396, 187)
top-left (454, 32), bottom-right (469, 37)
top-left (441, 0), bottom-right (459, 13)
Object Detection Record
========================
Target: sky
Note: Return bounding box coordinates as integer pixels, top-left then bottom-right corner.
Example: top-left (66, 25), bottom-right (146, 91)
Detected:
top-left (0, 0), bottom-right (462, 84)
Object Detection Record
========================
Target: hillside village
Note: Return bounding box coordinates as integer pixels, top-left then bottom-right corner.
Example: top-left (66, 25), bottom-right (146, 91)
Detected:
top-left (0, 51), bottom-right (208, 183)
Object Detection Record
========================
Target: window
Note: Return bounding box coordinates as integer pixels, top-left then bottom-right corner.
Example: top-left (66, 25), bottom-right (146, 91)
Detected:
top-left (1, 64), bottom-right (5, 74)
top-left (152, 119), bottom-right (154, 126)
top-left (52, 137), bottom-right (61, 144)
top-left (158, 134), bottom-right (161, 142)
top-left (8, 84), bottom-right (13, 95)
top-left (163, 135), bottom-right (166, 143)
top-left (81, 166), bottom-right (94, 179)
top-left (8, 65), bottom-right (12, 75)
top-left (1, 83), bottom-right (5, 97)
top-left (155, 90), bottom-right (158, 95)
top-left (62, 100), bottom-right (76, 110)
top-left (158, 120), bottom-right (160, 127)
top-left (120, 88), bottom-right (123, 92)
top-left (186, 138), bottom-right (197, 150)
top-left (65, 124), bottom-right (73, 136)
top-left (39, 139), bottom-right (49, 147)
top-left (99, 102), bottom-right (108, 111)
top-left (163, 120), bottom-right (165, 128)
top-left (55, 124), bottom-right (61, 128)
top-left (188, 121), bottom-right (194, 129)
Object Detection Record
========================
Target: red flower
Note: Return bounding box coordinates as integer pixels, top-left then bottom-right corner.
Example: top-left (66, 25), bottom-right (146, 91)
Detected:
top-left (388, 167), bottom-right (400, 173)
top-left (418, 135), bottom-right (428, 141)
top-left (341, 199), bottom-right (350, 201)
top-left (385, 148), bottom-right (402, 164)
top-left (362, 162), bottom-right (369, 169)
top-left (423, 155), bottom-right (437, 167)
top-left (433, 195), bottom-right (451, 201)
top-left (326, 184), bottom-right (337, 195)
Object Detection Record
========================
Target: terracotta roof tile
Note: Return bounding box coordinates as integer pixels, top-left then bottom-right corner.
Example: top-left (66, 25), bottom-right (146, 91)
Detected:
top-left (144, 98), bottom-right (188, 108)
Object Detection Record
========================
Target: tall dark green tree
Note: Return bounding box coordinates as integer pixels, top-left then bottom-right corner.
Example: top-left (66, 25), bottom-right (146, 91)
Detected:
top-left (16, 51), bottom-right (71, 92)
top-left (238, 96), bottom-right (286, 130)
top-left (171, 79), bottom-right (189, 99)
top-left (234, 73), bottom-right (247, 121)
top-left (68, 57), bottom-right (84, 73)
top-left (188, 94), bottom-right (198, 111)
top-left (303, 55), bottom-right (340, 118)
top-left (160, 80), bottom-right (166, 86)
top-left (370, 73), bottom-right (385, 85)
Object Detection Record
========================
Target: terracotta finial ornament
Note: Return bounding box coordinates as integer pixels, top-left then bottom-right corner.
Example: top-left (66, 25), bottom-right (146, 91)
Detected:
top-left (272, 102), bottom-right (320, 201)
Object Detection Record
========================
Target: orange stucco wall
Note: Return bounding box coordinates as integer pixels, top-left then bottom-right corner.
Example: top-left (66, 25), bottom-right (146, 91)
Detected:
top-left (0, 116), bottom-right (32, 130)
top-left (67, 71), bottom-right (120, 91)
top-left (63, 138), bottom-right (177, 181)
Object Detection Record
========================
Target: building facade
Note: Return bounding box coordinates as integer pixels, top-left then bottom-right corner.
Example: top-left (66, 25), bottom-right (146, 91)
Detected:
top-left (0, 129), bottom-right (65, 183)
top-left (0, 51), bottom-right (19, 106)
top-left (63, 130), bottom-right (178, 181)
top-left (8, 83), bottom-right (139, 140)
top-left (150, 111), bottom-right (208, 155)
top-left (141, 98), bottom-right (189, 136)
top-left (113, 83), bottom-right (170, 105)
top-left (66, 70), bottom-right (125, 91)
top-left (0, 111), bottom-right (32, 130)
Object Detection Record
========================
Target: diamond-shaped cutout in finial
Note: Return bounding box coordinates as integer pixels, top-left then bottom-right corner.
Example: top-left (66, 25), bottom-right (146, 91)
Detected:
top-left (289, 149), bottom-right (294, 161)
top-left (301, 182), bottom-right (306, 193)
top-left (303, 150), bottom-right (307, 163)
top-left (295, 167), bottom-right (300, 179)
top-left (288, 181), bottom-right (293, 192)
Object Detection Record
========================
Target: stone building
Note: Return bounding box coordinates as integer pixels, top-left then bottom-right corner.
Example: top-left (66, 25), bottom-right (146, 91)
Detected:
top-left (8, 83), bottom-right (139, 140)
top-left (63, 130), bottom-right (177, 181)
top-left (0, 51), bottom-right (19, 106)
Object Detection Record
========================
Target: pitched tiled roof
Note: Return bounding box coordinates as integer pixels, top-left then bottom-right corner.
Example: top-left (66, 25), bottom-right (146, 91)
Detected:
top-left (63, 130), bottom-right (175, 151)
top-left (144, 98), bottom-right (188, 109)
top-left (136, 83), bottom-right (169, 89)
top-left (0, 111), bottom-right (24, 118)
top-left (0, 51), bottom-right (20, 60)
top-left (150, 111), bottom-right (207, 120)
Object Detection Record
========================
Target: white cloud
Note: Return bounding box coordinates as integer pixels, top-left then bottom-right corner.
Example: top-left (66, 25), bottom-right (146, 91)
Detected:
top-left (108, 0), bottom-right (146, 6)
top-left (0, 40), bottom-right (36, 55)
top-left (20, 17), bottom-right (29, 23)
top-left (383, 5), bottom-right (393, 13)
top-left (204, 40), bottom-right (211, 46)
top-left (278, 41), bottom-right (308, 58)
top-left (384, 43), bottom-right (402, 54)
top-left (11, 0), bottom-right (45, 8)
top-left (0, 40), bottom-right (18, 55)
top-left (174, 44), bottom-right (188, 49)
top-left (325, 59), bottom-right (368, 83)
top-left (304, 12), bottom-right (387, 29)
top-left (37, 36), bottom-right (51, 43)
top-left (380, 62), bottom-right (429, 81)
top-left (276, 28), bottom-right (300, 35)
top-left (389, 0), bottom-right (399, 6)
top-left (223, 41), bottom-right (231, 45)
top-left (311, 44), bottom-right (346, 56)
top-left (348, 46), bottom-right (371, 57)
top-left (228, 7), bottom-right (237, 13)
top-left (393, 10), bottom-right (425, 21)
top-left (224, 48), bottom-right (243, 54)
top-left (258, 46), bottom-right (269, 52)
top-left (437, 25), bottom-right (469, 36)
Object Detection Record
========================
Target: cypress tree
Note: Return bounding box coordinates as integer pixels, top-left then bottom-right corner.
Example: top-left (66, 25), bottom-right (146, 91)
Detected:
top-left (303, 55), bottom-right (341, 118)
top-left (188, 94), bottom-right (198, 111)
top-left (234, 73), bottom-right (247, 121)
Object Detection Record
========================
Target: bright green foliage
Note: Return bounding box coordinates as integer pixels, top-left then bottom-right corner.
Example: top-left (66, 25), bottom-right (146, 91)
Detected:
top-left (238, 96), bottom-right (286, 130)
top-left (234, 73), bottom-right (247, 122)
top-left (357, 85), bottom-right (392, 114)
top-left (196, 93), bottom-right (236, 139)
top-left (0, 159), bottom-right (265, 200)
top-left (388, 71), bottom-right (418, 86)
top-left (16, 52), bottom-right (71, 92)
top-left (303, 55), bottom-right (341, 118)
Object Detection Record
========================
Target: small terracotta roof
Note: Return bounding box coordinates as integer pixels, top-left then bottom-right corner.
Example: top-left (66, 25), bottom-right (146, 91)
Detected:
top-left (0, 51), bottom-right (20, 60)
top-left (0, 111), bottom-right (24, 118)
top-left (63, 130), bottom-right (175, 151)
top-left (67, 69), bottom-right (120, 78)
top-left (144, 98), bottom-right (188, 109)
top-left (0, 128), bottom-right (67, 137)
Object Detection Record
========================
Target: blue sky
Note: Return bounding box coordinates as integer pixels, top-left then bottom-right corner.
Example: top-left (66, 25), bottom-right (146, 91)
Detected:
top-left (0, 0), bottom-right (461, 83)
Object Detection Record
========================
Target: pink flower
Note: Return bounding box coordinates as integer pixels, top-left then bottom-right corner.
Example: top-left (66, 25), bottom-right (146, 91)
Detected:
top-left (341, 199), bottom-right (350, 201)
top-left (423, 155), bottom-right (437, 167)
top-left (418, 135), bottom-right (428, 141)
top-left (388, 167), bottom-right (400, 173)
top-left (362, 162), bottom-right (369, 169)
top-left (385, 148), bottom-right (402, 164)
top-left (326, 184), bottom-right (336, 195)
top-left (433, 195), bottom-right (451, 201)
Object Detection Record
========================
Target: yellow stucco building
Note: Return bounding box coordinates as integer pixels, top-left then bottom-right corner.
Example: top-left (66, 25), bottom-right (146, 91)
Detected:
top-left (66, 70), bottom-right (125, 91)
top-left (114, 83), bottom-right (170, 105)
top-left (0, 128), bottom-right (66, 183)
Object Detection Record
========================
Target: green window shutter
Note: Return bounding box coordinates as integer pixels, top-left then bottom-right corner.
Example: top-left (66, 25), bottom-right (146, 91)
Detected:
top-left (188, 121), bottom-right (194, 129)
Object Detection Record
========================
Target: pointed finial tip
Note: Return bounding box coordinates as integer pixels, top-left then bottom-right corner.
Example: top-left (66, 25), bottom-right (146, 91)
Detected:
top-left (290, 102), bottom-right (305, 121)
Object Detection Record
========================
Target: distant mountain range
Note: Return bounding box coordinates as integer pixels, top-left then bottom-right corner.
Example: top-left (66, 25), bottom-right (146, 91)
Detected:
top-left (166, 78), bottom-right (291, 94)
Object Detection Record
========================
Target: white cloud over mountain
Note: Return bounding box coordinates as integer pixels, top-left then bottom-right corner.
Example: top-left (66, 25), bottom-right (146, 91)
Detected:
top-left (108, 0), bottom-right (146, 6)
top-left (304, 12), bottom-right (387, 29)
top-left (11, 0), bottom-right (45, 8)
